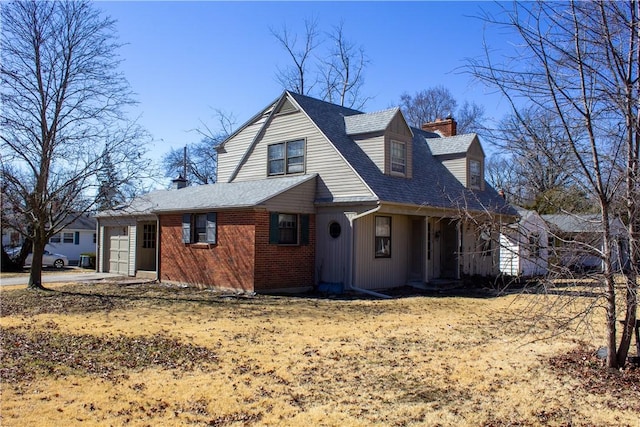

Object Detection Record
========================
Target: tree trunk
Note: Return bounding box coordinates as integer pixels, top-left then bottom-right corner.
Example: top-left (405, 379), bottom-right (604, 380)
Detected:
top-left (27, 233), bottom-right (47, 290)
top-left (601, 209), bottom-right (620, 368)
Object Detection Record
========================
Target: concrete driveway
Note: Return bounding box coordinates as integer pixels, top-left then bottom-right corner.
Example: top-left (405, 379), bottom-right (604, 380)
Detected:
top-left (0, 269), bottom-right (123, 286)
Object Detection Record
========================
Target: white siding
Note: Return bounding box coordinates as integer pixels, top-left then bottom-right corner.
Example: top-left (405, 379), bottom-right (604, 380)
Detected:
top-left (232, 110), bottom-right (374, 201)
top-left (499, 233), bottom-right (520, 276)
top-left (98, 225), bottom-right (105, 272)
top-left (46, 229), bottom-right (96, 263)
top-left (499, 212), bottom-right (549, 277)
top-left (128, 225), bottom-right (137, 276)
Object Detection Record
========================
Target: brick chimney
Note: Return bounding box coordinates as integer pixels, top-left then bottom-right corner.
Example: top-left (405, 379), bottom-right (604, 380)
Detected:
top-left (422, 117), bottom-right (457, 137)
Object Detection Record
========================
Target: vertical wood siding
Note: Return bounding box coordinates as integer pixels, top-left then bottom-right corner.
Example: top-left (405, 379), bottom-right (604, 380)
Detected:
top-left (315, 210), bottom-right (352, 285)
top-left (460, 221), bottom-right (498, 277)
top-left (353, 214), bottom-right (409, 289)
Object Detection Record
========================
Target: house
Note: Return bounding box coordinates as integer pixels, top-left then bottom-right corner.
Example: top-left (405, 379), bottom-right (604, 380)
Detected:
top-left (96, 91), bottom-right (515, 293)
top-left (46, 215), bottom-right (97, 265)
top-left (499, 208), bottom-right (549, 277)
top-left (542, 213), bottom-right (629, 272)
top-left (2, 214), bottom-right (96, 266)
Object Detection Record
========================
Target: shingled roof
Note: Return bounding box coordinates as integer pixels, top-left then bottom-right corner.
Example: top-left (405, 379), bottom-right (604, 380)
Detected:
top-left (426, 133), bottom-right (477, 156)
top-left (98, 174), bottom-right (316, 217)
top-left (288, 92), bottom-right (514, 215)
top-left (344, 108), bottom-right (406, 135)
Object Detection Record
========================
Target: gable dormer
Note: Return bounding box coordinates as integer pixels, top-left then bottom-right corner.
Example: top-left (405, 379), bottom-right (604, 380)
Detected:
top-left (426, 133), bottom-right (486, 190)
top-left (345, 108), bottom-right (414, 178)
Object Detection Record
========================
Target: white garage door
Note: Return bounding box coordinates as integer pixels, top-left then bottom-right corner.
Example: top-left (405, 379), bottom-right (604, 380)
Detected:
top-left (108, 228), bottom-right (129, 275)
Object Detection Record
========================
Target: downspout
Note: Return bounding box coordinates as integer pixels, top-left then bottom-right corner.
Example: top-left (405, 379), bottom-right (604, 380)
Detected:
top-left (347, 205), bottom-right (392, 299)
top-left (95, 219), bottom-right (100, 273)
top-left (155, 216), bottom-right (160, 282)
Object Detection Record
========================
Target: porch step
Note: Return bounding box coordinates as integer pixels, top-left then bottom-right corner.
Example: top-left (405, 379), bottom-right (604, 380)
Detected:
top-left (135, 270), bottom-right (156, 280)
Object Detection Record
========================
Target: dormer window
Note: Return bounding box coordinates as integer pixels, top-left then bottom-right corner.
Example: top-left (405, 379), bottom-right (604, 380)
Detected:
top-left (390, 140), bottom-right (406, 175)
top-left (268, 139), bottom-right (305, 176)
top-left (469, 159), bottom-right (482, 188)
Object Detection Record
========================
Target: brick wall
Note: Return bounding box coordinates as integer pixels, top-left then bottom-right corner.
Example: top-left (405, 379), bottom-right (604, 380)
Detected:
top-left (159, 211), bottom-right (257, 292)
top-left (254, 212), bottom-right (316, 291)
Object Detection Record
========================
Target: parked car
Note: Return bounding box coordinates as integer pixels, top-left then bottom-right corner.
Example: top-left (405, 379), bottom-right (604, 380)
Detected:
top-left (25, 250), bottom-right (68, 269)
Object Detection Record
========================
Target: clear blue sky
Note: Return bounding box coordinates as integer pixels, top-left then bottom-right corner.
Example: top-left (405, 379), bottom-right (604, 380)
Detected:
top-left (96, 1), bottom-right (512, 164)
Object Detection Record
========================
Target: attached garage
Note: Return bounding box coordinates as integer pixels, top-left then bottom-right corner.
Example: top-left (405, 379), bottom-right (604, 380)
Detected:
top-left (107, 227), bottom-right (130, 274)
top-left (96, 217), bottom-right (142, 277)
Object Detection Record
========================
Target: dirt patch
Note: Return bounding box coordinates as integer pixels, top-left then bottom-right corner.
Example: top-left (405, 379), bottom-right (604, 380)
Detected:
top-left (549, 347), bottom-right (640, 412)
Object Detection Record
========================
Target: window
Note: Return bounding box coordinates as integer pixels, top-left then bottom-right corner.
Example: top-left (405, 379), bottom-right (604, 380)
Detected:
top-left (375, 216), bottom-right (391, 258)
top-left (50, 234), bottom-right (61, 243)
top-left (63, 232), bottom-right (74, 244)
top-left (142, 224), bottom-right (156, 249)
top-left (469, 159), bottom-right (482, 188)
top-left (93, 233), bottom-right (97, 244)
top-left (182, 213), bottom-right (217, 244)
top-left (390, 140), bottom-right (406, 175)
top-left (329, 221), bottom-right (341, 239)
top-left (268, 139), bottom-right (305, 176)
top-left (269, 213), bottom-right (310, 245)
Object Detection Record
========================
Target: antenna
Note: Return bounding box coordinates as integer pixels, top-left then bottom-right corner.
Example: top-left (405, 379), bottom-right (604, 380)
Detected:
top-left (183, 145), bottom-right (187, 179)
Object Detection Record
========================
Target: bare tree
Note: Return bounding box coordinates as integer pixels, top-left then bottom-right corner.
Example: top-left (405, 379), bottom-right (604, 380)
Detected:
top-left (400, 86), bottom-right (485, 133)
top-left (1, 1), bottom-right (150, 285)
top-left (468, 0), bottom-right (639, 368)
top-left (162, 109), bottom-right (236, 185)
top-left (319, 22), bottom-right (370, 109)
top-left (271, 18), bottom-right (321, 96)
top-left (271, 19), bottom-right (370, 109)
top-left (485, 107), bottom-right (593, 212)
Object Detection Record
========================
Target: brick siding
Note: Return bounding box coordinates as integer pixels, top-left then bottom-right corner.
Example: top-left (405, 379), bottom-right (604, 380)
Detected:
top-left (159, 211), bottom-right (256, 292)
top-left (254, 212), bottom-right (315, 291)
top-left (159, 211), bottom-right (316, 293)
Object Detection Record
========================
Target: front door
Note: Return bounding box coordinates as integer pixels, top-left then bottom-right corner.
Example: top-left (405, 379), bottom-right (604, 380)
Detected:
top-left (440, 220), bottom-right (458, 279)
top-left (137, 222), bottom-right (157, 271)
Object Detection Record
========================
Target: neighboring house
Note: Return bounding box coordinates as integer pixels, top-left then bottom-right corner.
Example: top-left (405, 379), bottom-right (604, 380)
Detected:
top-left (46, 215), bottom-right (97, 265)
top-left (96, 91), bottom-right (515, 293)
top-left (499, 208), bottom-right (549, 277)
top-left (542, 213), bottom-right (629, 272)
top-left (2, 214), bottom-right (96, 266)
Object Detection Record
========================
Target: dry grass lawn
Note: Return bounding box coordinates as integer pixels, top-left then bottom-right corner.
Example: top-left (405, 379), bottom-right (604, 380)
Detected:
top-left (0, 280), bottom-right (638, 426)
